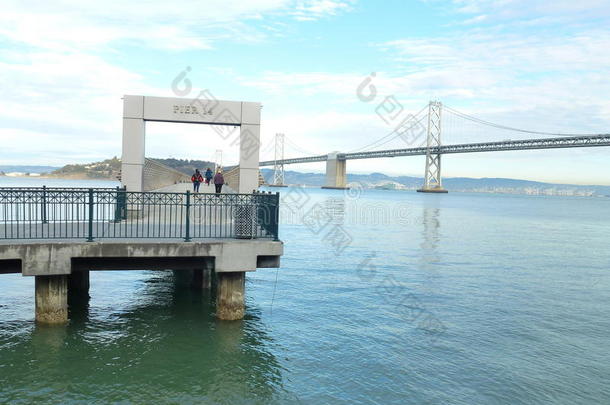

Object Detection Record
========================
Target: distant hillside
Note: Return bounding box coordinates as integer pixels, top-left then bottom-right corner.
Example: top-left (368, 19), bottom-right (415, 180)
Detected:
top-left (261, 169), bottom-right (610, 197)
top-left (150, 158), bottom-right (215, 175)
top-left (0, 165), bottom-right (60, 175)
top-left (9, 159), bottom-right (609, 197)
top-left (49, 157), bottom-right (121, 179)
top-left (36, 157), bottom-right (215, 180)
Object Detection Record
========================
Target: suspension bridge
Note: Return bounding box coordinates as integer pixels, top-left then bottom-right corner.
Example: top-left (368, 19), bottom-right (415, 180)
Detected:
top-left (261, 102), bottom-right (610, 192)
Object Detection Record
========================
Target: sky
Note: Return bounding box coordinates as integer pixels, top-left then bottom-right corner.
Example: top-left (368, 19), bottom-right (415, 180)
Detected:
top-left (1, 0), bottom-right (609, 184)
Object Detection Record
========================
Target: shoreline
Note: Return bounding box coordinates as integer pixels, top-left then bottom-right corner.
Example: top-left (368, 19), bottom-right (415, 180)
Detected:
top-left (1, 176), bottom-right (607, 198)
top-left (0, 174), bottom-right (117, 180)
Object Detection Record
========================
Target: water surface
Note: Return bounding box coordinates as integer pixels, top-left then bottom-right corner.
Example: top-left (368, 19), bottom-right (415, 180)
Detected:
top-left (1, 178), bottom-right (609, 404)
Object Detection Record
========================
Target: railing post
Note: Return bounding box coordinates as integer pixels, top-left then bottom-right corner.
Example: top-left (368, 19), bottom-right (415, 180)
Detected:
top-left (113, 186), bottom-right (120, 222)
top-left (113, 186), bottom-right (127, 222)
top-left (121, 186), bottom-right (127, 220)
top-left (273, 192), bottom-right (280, 241)
top-left (87, 188), bottom-right (94, 242)
top-left (184, 190), bottom-right (191, 242)
top-left (41, 185), bottom-right (47, 224)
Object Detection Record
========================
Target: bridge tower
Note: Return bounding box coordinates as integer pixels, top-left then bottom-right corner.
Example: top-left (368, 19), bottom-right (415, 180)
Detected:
top-left (270, 133), bottom-right (287, 187)
top-left (214, 149), bottom-right (223, 172)
top-left (417, 101), bottom-right (448, 193)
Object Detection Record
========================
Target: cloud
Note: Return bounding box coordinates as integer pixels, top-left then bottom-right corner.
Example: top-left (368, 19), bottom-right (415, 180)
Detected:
top-left (237, 71), bottom-right (366, 98)
top-left (291, 0), bottom-right (355, 21)
top-left (382, 31), bottom-right (610, 74)
top-left (0, 0), bottom-right (358, 166)
top-left (0, 49), bottom-right (157, 165)
top-left (447, 0), bottom-right (610, 18)
top-left (0, 0), bottom-right (356, 52)
top-left (1, 0), bottom-right (285, 50)
top-left (380, 29), bottom-right (610, 122)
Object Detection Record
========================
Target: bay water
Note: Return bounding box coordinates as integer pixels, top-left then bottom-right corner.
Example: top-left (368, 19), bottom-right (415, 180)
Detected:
top-left (0, 177), bottom-right (609, 404)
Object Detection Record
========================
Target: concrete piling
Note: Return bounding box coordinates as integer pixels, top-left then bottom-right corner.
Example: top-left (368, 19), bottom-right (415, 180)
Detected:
top-left (35, 275), bottom-right (68, 324)
top-left (0, 241), bottom-right (282, 324)
top-left (216, 272), bottom-right (245, 320)
top-left (192, 268), bottom-right (212, 290)
top-left (68, 270), bottom-right (90, 298)
top-left (173, 269), bottom-right (192, 287)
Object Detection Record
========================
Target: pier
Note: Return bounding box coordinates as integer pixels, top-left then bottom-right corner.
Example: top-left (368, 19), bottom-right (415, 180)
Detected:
top-left (0, 186), bottom-right (282, 323)
top-left (0, 94), bottom-right (283, 324)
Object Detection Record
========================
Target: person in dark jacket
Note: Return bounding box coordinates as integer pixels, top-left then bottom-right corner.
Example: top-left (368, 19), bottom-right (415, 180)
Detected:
top-left (213, 170), bottom-right (224, 194)
top-left (191, 169), bottom-right (203, 192)
top-left (204, 167), bottom-right (213, 185)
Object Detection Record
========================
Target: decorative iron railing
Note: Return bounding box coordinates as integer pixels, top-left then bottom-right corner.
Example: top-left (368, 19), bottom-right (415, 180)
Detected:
top-left (0, 187), bottom-right (279, 241)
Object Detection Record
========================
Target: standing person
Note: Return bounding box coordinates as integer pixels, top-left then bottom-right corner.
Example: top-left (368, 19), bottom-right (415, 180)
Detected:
top-left (191, 169), bottom-right (203, 193)
top-left (213, 169), bottom-right (225, 194)
top-left (204, 167), bottom-right (213, 186)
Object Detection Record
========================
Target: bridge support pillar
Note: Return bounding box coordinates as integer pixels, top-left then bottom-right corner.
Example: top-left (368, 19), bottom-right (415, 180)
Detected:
top-left (35, 275), bottom-right (68, 324)
top-left (416, 153), bottom-right (448, 193)
top-left (322, 152), bottom-right (349, 190)
top-left (68, 270), bottom-right (90, 298)
top-left (216, 272), bottom-right (245, 320)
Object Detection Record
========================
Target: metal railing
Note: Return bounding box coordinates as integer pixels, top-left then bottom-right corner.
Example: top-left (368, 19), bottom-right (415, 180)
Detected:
top-left (0, 187), bottom-right (280, 242)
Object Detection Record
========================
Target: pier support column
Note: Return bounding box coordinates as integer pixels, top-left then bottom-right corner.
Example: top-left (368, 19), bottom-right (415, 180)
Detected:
top-left (191, 259), bottom-right (214, 289)
top-left (35, 275), bottom-right (68, 324)
top-left (322, 152), bottom-right (349, 190)
top-left (216, 272), bottom-right (245, 320)
top-left (173, 269), bottom-right (192, 287)
top-left (192, 268), bottom-right (212, 289)
top-left (68, 271), bottom-right (90, 298)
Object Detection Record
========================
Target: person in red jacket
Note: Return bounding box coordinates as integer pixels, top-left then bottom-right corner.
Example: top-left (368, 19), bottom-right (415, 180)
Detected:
top-left (191, 169), bottom-right (203, 192)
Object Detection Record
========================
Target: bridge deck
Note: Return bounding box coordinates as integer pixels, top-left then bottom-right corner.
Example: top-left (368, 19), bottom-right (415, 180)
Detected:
top-left (259, 134), bottom-right (610, 165)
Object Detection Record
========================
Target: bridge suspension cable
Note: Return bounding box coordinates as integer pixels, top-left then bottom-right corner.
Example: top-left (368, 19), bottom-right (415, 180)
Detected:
top-left (362, 112), bottom-right (429, 151)
top-left (444, 105), bottom-right (607, 137)
top-left (347, 104), bottom-right (429, 153)
top-left (262, 102), bottom-right (609, 164)
top-left (283, 135), bottom-right (322, 156)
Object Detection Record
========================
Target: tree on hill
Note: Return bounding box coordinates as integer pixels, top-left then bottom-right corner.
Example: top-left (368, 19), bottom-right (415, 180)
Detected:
top-left (51, 157), bottom-right (121, 179)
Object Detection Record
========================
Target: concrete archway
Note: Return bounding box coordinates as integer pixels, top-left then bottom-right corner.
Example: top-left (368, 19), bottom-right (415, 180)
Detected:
top-left (121, 95), bottom-right (261, 193)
